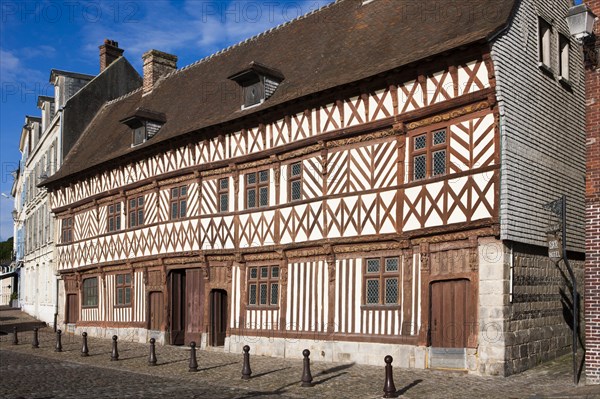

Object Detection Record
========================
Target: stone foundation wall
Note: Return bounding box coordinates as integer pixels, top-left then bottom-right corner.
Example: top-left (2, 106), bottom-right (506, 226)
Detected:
top-left (226, 334), bottom-right (429, 369)
top-left (504, 243), bottom-right (584, 375)
top-left (57, 324), bottom-right (165, 345)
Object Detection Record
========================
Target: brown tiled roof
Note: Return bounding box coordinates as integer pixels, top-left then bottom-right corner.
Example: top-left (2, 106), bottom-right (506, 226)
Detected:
top-left (43, 0), bottom-right (517, 187)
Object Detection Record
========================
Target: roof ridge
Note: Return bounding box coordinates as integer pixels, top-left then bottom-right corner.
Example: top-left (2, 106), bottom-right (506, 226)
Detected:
top-left (166, 0), bottom-right (342, 79)
top-left (106, 86), bottom-right (143, 105)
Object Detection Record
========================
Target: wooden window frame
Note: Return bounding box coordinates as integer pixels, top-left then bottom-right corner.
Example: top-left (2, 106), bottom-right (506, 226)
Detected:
top-left (558, 33), bottom-right (570, 82)
top-left (61, 217), bottom-right (73, 244)
top-left (538, 17), bottom-right (552, 71)
top-left (170, 185), bottom-right (188, 220)
top-left (107, 202), bottom-right (122, 232)
top-left (218, 178), bottom-right (229, 213)
top-left (128, 195), bottom-right (145, 228)
top-left (132, 125), bottom-right (147, 146)
top-left (288, 161), bottom-right (303, 202)
top-left (82, 277), bottom-right (99, 308)
top-left (243, 80), bottom-right (264, 109)
top-left (362, 257), bottom-right (400, 308)
top-left (247, 265), bottom-right (280, 309)
top-left (115, 273), bottom-right (132, 307)
top-left (409, 128), bottom-right (448, 181)
top-left (245, 169), bottom-right (270, 209)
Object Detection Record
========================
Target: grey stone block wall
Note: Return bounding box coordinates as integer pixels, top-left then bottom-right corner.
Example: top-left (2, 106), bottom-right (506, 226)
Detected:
top-left (491, 0), bottom-right (586, 251)
top-left (503, 243), bottom-right (584, 375)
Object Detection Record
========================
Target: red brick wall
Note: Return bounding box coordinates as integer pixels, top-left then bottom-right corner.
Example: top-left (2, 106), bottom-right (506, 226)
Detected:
top-left (585, 0), bottom-right (600, 386)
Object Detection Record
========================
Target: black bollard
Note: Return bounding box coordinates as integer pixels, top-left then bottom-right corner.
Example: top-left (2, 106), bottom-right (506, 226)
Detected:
top-left (81, 332), bottom-right (89, 357)
top-left (189, 341), bottom-right (198, 372)
top-left (111, 335), bottom-right (119, 361)
top-left (383, 355), bottom-right (397, 398)
top-left (241, 345), bottom-right (252, 380)
top-left (301, 349), bottom-right (313, 387)
top-left (12, 327), bottom-right (18, 345)
top-left (32, 328), bottom-right (39, 348)
top-left (55, 330), bottom-right (62, 352)
top-left (148, 338), bottom-right (157, 366)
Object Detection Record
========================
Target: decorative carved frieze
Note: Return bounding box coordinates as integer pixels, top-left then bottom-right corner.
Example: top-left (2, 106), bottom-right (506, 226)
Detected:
top-left (406, 101), bottom-right (490, 130)
top-left (333, 241), bottom-right (402, 254)
top-left (158, 174), bottom-right (194, 187)
top-left (201, 166), bottom-right (232, 178)
top-left (278, 143), bottom-right (324, 161)
top-left (126, 183), bottom-right (156, 196)
top-left (243, 252), bottom-right (283, 262)
top-left (206, 255), bottom-right (236, 262)
top-left (326, 127), bottom-right (398, 148)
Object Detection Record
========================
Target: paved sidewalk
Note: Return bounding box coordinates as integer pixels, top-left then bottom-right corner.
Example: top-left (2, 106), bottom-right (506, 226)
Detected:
top-left (0, 306), bottom-right (46, 335)
top-left (1, 308), bottom-right (600, 398)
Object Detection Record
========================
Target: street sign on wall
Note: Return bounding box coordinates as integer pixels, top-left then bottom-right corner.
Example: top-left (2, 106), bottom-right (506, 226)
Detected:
top-left (547, 233), bottom-right (562, 262)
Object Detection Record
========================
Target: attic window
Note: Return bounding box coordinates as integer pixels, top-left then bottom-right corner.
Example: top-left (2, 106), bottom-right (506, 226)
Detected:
top-left (133, 126), bottom-right (146, 146)
top-left (120, 108), bottom-right (166, 147)
top-left (228, 62), bottom-right (284, 109)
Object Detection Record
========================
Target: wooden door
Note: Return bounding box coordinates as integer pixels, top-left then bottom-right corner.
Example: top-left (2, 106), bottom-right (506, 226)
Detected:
top-left (430, 279), bottom-right (469, 348)
top-left (210, 290), bottom-right (227, 347)
top-left (148, 292), bottom-right (164, 331)
top-left (66, 294), bottom-right (78, 324)
top-left (185, 269), bottom-right (205, 345)
top-left (169, 271), bottom-right (186, 345)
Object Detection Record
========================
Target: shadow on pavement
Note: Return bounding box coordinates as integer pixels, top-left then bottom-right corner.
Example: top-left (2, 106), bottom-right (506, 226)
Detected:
top-left (396, 379), bottom-right (423, 397)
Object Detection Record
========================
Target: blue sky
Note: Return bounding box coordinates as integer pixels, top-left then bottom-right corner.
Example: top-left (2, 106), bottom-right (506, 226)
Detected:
top-left (0, 0), bottom-right (334, 241)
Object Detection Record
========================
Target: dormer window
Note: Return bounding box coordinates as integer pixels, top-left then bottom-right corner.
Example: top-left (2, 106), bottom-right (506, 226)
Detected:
top-left (228, 62), bottom-right (284, 109)
top-left (120, 108), bottom-right (166, 147)
top-left (246, 80), bottom-right (263, 107)
top-left (133, 126), bottom-right (146, 146)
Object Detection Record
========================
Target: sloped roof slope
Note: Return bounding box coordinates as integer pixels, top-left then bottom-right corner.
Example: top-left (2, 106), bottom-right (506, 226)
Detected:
top-left (44, 0), bottom-right (517, 187)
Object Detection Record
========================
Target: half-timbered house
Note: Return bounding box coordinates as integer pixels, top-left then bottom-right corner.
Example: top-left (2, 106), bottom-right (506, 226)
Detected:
top-left (41, 0), bottom-right (586, 375)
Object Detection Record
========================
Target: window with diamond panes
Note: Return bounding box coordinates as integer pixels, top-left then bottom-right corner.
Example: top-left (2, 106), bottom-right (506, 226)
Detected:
top-left (107, 202), bottom-right (121, 232)
top-left (129, 196), bottom-right (144, 228)
top-left (218, 178), bottom-right (229, 212)
top-left (170, 185), bottom-right (187, 220)
top-left (363, 257), bottom-right (400, 306)
top-left (246, 170), bottom-right (269, 209)
top-left (247, 265), bottom-right (279, 307)
top-left (288, 162), bottom-right (302, 201)
top-left (411, 128), bottom-right (447, 181)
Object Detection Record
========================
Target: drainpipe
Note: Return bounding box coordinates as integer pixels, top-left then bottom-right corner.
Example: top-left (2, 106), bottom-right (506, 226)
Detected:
top-left (508, 242), bottom-right (514, 303)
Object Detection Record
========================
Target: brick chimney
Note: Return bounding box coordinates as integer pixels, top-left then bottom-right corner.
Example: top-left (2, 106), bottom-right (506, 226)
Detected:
top-left (99, 39), bottom-right (124, 72)
top-left (142, 50), bottom-right (178, 95)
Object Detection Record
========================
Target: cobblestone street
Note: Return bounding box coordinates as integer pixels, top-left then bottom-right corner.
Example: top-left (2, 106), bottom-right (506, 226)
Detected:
top-left (1, 307), bottom-right (600, 399)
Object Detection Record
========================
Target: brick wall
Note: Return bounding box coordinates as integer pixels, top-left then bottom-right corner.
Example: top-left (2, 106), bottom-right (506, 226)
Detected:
top-left (585, 0), bottom-right (600, 386)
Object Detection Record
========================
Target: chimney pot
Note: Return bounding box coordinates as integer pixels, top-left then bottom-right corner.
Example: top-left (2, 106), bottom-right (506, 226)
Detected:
top-left (142, 50), bottom-right (178, 95)
top-left (99, 39), bottom-right (124, 72)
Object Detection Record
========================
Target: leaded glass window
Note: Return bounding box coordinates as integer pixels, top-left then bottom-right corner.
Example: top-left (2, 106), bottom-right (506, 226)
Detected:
top-left (247, 265), bottom-right (280, 307)
top-left (363, 257), bottom-right (401, 306)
